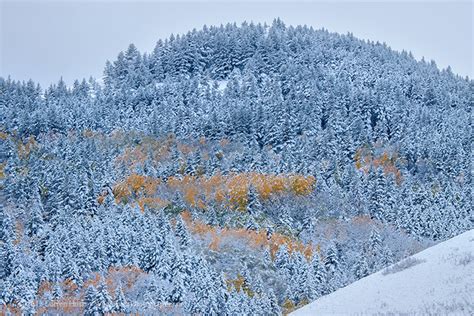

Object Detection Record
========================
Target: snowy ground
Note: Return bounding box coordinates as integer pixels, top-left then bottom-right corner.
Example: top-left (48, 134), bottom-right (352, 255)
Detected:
top-left (292, 229), bottom-right (474, 315)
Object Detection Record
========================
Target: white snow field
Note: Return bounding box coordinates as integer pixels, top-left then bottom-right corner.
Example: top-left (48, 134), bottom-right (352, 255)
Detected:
top-left (292, 229), bottom-right (474, 315)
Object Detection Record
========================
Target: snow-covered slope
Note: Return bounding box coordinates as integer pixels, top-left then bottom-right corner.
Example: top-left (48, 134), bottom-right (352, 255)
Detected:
top-left (292, 229), bottom-right (474, 315)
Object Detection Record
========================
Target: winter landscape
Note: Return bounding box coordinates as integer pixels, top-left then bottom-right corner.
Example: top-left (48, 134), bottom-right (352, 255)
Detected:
top-left (292, 229), bottom-right (474, 315)
top-left (0, 1), bottom-right (473, 315)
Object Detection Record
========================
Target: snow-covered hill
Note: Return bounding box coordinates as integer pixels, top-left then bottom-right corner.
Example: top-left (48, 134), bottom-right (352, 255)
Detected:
top-left (292, 229), bottom-right (474, 315)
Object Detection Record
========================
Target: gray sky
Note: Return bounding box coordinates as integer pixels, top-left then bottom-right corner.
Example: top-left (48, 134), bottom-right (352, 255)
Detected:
top-left (1, 0), bottom-right (472, 88)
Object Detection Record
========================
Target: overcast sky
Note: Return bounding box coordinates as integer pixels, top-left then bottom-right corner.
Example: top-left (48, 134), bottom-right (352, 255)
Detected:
top-left (1, 1), bottom-right (472, 88)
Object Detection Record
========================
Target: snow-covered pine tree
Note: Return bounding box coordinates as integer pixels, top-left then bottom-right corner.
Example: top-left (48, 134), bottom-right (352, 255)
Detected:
top-left (84, 285), bottom-right (99, 316)
top-left (174, 214), bottom-right (190, 250)
top-left (246, 184), bottom-right (262, 215)
top-left (96, 279), bottom-right (113, 314)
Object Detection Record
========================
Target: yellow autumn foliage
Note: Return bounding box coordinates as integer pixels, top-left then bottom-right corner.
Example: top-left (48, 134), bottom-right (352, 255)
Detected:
top-left (0, 131), bottom-right (8, 140)
top-left (167, 172), bottom-right (315, 210)
top-left (17, 135), bottom-right (37, 159)
top-left (112, 173), bottom-right (162, 208)
top-left (0, 162), bottom-right (5, 179)
top-left (180, 210), bottom-right (313, 260)
top-left (355, 146), bottom-right (403, 184)
top-left (226, 274), bottom-right (254, 297)
top-left (282, 298), bottom-right (296, 314)
top-left (115, 134), bottom-right (176, 171)
top-left (137, 197), bottom-right (169, 212)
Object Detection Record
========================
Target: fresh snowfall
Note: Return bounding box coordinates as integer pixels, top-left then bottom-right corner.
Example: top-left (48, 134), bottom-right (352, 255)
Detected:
top-left (0, 19), bottom-right (472, 315)
top-left (292, 229), bottom-right (474, 315)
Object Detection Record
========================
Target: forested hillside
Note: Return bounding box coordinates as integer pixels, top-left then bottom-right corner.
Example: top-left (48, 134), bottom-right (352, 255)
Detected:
top-left (0, 19), bottom-right (472, 314)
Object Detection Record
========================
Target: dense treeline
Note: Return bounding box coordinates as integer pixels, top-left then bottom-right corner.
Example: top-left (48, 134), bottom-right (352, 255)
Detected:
top-left (0, 19), bottom-right (472, 314)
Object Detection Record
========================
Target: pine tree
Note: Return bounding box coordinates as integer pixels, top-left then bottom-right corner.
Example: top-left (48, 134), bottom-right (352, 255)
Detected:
top-left (113, 284), bottom-right (128, 313)
top-left (369, 168), bottom-right (387, 222)
top-left (353, 255), bottom-right (370, 279)
top-left (268, 289), bottom-right (281, 315)
top-left (96, 279), bottom-right (113, 314)
top-left (8, 258), bottom-right (37, 315)
top-left (84, 185), bottom-right (98, 217)
top-left (304, 262), bottom-right (317, 301)
top-left (312, 254), bottom-right (327, 297)
top-left (145, 274), bottom-right (166, 304)
top-left (379, 246), bottom-right (394, 268)
top-left (368, 229), bottom-right (383, 256)
top-left (62, 258), bottom-right (83, 288)
top-left (364, 228), bottom-right (383, 272)
top-left (175, 215), bottom-right (190, 249)
top-left (0, 239), bottom-right (14, 279)
top-left (185, 151), bottom-right (202, 176)
top-left (246, 184), bottom-right (262, 215)
top-left (324, 244), bottom-right (340, 275)
top-left (26, 191), bottom-right (44, 237)
top-left (0, 211), bottom-right (14, 244)
top-left (288, 251), bottom-right (311, 304)
top-left (169, 271), bottom-right (186, 303)
top-left (84, 285), bottom-right (99, 316)
top-left (52, 283), bottom-right (63, 300)
top-left (274, 245), bottom-right (290, 272)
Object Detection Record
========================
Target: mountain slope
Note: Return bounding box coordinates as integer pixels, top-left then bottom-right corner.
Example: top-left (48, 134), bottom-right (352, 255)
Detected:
top-left (292, 229), bottom-right (474, 315)
top-left (0, 19), bottom-right (472, 314)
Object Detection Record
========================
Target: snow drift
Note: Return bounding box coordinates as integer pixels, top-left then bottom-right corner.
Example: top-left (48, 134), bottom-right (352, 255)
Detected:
top-left (292, 229), bottom-right (474, 315)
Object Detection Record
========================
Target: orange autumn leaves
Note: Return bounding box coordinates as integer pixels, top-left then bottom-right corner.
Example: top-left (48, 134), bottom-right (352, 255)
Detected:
top-left (17, 135), bottom-right (38, 159)
top-left (111, 134), bottom-right (316, 211)
top-left (106, 136), bottom-right (317, 262)
top-left (116, 135), bottom-right (174, 170)
top-left (180, 211), bottom-right (313, 260)
top-left (111, 174), bottom-right (168, 211)
top-left (167, 172), bottom-right (315, 210)
top-left (107, 172), bottom-right (315, 259)
top-left (355, 146), bottom-right (403, 184)
top-left (111, 172), bottom-right (316, 212)
top-left (106, 172), bottom-right (316, 264)
top-left (31, 266), bottom-right (144, 315)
